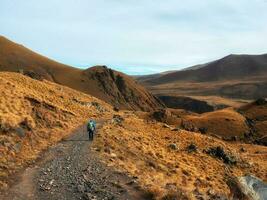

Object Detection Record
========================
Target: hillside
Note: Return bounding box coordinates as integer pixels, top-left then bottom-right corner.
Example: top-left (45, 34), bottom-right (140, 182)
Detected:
top-left (135, 70), bottom-right (178, 83)
top-left (0, 36), bottom-right (162, 111)
top-left (238, 98), bottom-right (267, 145)
top-left (147, 99), bottom-right (267, 145)
top-left (140, 54), bottom-right (267, 84)
top-left (94, 112), bottom-right (267, 199)
top-left (0, 72), bottom-right (112, 187)
top-left (1, 72), bottom-right (267, 199)
top-left (181, 108), bottom-right (250, 140)
top-left (138, 54), bottom-right (267, 100)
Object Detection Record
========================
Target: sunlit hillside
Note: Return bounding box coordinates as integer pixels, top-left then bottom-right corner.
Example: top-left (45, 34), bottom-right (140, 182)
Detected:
top-left (0, 72), bottom-right (112, 187)
top-left (94, 113), bottom-right (267, 199)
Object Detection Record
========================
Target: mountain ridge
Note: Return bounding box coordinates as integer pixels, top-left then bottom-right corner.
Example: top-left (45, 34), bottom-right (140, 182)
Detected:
top-left (0, 36), bottom-right (163, 111)
top-left (137, 53), bottom-right (267, 100)
top-left (139, 53), bottom-right (267, 85)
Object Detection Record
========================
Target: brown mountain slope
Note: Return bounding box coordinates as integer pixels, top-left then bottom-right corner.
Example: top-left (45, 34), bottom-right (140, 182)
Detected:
top-left (140, 54), bottom-right (267, 84)
top-left (0, 36), bottom-right (79, 82)
top-left (138, 54), bottom-right (267, 100)
top-left (0, 36), bottom-right (162, 111)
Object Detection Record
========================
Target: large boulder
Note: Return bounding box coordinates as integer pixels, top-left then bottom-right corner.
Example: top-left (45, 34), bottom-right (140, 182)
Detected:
top-left (237, 175), bottom-right (267, 200)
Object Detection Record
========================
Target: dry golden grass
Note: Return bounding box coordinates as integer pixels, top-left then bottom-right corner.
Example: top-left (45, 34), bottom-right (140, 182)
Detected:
top-left (1, 71), bottom-right (266, 199)
top-left (182, 108), bottom-right (250, 139)
top-left (0, 72), bottom-right (112, 188)
top-left (239, 100), bottom-right (267, 141)
top-left (94, 113), bottom-right (267, 199)
top-left (239, 101), bottom-right (267, 120)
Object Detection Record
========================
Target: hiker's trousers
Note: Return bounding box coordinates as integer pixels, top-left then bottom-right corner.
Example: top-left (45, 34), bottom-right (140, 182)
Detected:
top-left (88, 129), bottom-right (94, 141)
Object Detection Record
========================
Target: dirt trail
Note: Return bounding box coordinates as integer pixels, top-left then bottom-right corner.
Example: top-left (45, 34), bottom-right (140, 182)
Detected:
top-left (0, 120), bottom-right (148, 200)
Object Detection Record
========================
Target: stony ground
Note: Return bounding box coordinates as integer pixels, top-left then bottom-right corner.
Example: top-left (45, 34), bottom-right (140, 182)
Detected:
top-left (0, 121), bottom-right (148, 200)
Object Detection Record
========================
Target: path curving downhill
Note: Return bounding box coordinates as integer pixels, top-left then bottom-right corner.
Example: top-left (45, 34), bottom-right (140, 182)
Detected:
top-left (0, 120), bottom-right (148, 200)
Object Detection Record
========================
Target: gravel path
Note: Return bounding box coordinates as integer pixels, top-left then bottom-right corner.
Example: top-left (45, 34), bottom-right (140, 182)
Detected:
top-left (1, 120), bottom-right (148, 200)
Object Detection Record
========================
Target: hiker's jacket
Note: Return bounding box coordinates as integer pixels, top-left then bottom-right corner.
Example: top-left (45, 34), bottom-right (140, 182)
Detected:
top-left (87, 121), bottom-right (96, 131)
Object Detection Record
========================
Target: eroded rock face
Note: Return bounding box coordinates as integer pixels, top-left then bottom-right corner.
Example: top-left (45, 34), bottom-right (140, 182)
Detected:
top-left (83, 66), bottom-right (164, 111)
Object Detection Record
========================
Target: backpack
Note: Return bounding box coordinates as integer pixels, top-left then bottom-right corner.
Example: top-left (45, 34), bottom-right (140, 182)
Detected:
top-left (87, 121), bottom-right (95, 131)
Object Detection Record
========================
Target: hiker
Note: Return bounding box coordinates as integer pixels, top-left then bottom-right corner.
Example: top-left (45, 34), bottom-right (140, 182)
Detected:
top-left (87, 119), bottom-right (96, 141)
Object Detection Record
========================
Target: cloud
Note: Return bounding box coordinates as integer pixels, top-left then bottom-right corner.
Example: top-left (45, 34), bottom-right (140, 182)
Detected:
top-left (1, 0), bottom-right (267, 74)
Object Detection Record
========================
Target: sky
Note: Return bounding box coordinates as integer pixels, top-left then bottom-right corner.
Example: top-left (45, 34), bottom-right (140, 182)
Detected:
top-left (1, 0), bottom-right (267, 75)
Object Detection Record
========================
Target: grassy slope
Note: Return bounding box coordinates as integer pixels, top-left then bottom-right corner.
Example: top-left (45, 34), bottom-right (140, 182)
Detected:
top-left (0, 72), bottom-right (112, 187)
top-left (239, 100), bottom-right (267, 140)
top-left (94, 113), bottom-right (267, 199)
top-left (179, 101), bottom-right (267, 142)
top-left (182, 108), bottom-right (250, 139)
top-left (141, 54), bottom-right (267, 84)
top-left (1, 72), bottom-right (266, 199)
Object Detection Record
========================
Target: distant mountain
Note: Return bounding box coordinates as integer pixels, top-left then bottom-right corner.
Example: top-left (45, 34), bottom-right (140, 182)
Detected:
top-left (139, 54), bottom-right (267, 85)
top-left (135, 70), bottom-right (177, 83)
top-left (0, 36), bottom-right (163, 111)
top-left (179, 62), bottom-right (214, 71)
top-left (138, 54), bottom-right (267, 100)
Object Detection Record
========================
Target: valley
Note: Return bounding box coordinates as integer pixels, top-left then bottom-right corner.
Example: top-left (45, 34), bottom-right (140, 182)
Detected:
top-left (0, 37), bottom-right (266, 200)
top-left (137, 54), bottom-right (267, 112)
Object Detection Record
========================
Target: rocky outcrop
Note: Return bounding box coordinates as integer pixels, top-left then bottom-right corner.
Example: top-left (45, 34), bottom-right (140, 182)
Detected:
top-left (83, 66), bottom-right (164, 111)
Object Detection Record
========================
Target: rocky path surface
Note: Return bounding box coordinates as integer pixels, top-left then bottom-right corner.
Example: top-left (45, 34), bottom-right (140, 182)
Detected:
top-left (0, 120), bottom-right (148, 200)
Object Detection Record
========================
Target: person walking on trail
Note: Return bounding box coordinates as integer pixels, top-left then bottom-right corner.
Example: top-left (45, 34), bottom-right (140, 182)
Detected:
top-left (87, 119), bottom-right (96, 141)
